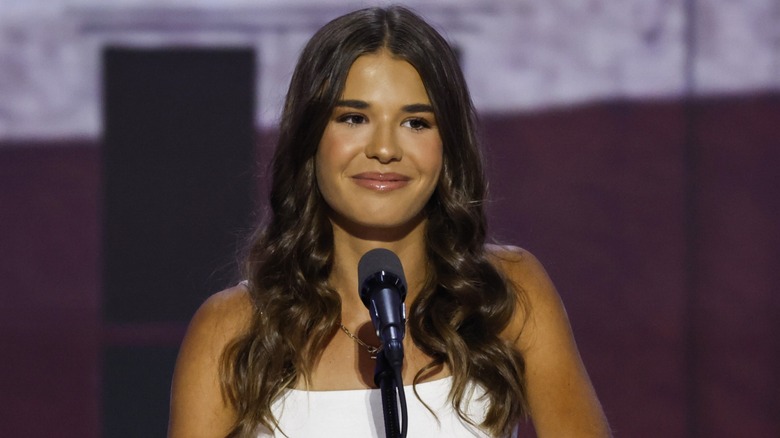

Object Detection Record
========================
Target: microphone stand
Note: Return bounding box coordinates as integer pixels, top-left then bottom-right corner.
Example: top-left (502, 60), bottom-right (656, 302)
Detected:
top-left (374, 349), bottom-right (407, 438)
top-left (358, 249), bottom-right (409, 437)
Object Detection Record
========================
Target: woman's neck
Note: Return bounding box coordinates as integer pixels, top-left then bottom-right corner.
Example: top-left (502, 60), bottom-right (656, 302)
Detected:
top-left (327, 217), bottom-right (429, 323)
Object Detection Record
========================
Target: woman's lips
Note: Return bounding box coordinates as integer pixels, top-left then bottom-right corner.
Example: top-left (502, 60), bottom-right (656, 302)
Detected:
top-left (351, 172), bottom-right (411, 191)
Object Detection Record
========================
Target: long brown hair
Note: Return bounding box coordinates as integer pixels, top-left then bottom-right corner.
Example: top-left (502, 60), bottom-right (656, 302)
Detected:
top-left (221, 6), bottom-right (528, 436)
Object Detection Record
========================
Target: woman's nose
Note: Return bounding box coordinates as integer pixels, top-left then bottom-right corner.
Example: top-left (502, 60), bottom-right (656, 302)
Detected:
top-left (364, 123), bottom-right (402, 163)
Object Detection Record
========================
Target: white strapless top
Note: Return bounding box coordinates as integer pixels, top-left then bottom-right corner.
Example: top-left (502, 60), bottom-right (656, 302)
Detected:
top-left (255, 376), bottom-right (512, 437)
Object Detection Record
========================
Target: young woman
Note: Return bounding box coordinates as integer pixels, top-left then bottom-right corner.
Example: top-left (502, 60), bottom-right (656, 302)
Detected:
top-left (168, 6), bottom-right (611, 438)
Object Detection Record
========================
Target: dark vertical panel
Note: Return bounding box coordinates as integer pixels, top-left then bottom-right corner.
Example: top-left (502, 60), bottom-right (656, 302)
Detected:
top-left (102, 48), bottom-right (256, 323)
top-left (682, 0), bottom-right (702, 435)
top-left (693, 95), bottom-right (780, 437)
top-left (102, 346), bottom-right (179, 438)
top-left (101, 48), bottom-right (256, 436)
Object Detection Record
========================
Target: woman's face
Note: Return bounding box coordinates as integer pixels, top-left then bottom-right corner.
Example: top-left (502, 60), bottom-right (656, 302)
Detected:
top-left (316, 49), bottom-right (443, 233)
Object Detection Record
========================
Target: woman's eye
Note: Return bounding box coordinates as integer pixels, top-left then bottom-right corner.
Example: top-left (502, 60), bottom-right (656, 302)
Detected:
top-left (402, 118), bottom-right (431, 131)
top-left (338, 114), bottom-right (367, 126)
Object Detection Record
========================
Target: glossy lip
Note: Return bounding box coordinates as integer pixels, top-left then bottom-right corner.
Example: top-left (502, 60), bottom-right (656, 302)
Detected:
top-left (351, 172), bottom-right (411, 191)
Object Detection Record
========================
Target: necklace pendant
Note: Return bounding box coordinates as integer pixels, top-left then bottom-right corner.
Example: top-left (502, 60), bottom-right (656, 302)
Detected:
top-left (339, 323), bottom-right (382, 360)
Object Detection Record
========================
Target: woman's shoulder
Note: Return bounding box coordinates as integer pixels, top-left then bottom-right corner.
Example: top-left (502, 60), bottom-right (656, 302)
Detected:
top-left (202, 282), bottom-right (254, 316)
top-left (485, 243), bottom-right (528, 263)
top-left (188, 283), bottom-right (254, 340)
top-left (169, 283), bottom-right (254, 436)
top-left (485, 243), bottom-right (551, 287)
top-left (175, 283), bottom-right (255, 368)
top-left (484, 244), bottom-right (560, 342)
top-left (485, 246), bottom-right (613, 436)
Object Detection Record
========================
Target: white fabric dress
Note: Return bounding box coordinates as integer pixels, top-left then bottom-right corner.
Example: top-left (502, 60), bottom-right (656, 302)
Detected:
top-left (255, 376), bottom-right (513, 437)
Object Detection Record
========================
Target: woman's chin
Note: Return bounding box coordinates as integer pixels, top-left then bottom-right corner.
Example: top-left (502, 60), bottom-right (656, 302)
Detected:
top-left (328, 210), bottom-right (426, 243)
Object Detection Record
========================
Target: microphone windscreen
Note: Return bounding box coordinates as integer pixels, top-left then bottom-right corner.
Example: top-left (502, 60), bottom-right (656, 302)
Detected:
top-left (358, 248), bottom-right (407, 290)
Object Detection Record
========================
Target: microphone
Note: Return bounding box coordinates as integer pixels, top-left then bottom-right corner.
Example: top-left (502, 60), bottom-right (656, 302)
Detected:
top-left (358, 248), bottom-right (408, 370)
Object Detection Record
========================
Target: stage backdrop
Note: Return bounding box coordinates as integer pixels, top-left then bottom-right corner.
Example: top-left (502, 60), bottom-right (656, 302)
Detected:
top-left (2, 93), bottom-right (777, 437)
top-left (1, 1), bottom-right (778, 437)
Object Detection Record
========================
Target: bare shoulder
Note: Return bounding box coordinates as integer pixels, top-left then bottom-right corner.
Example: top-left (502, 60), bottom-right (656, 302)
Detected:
top-left (178, 284), bottom-right (254, 357)
top-left (190, 284), bottom-right (254, 339)
top-left (168, 284), bottom-right (254, 438)
top-left (485, 243), bottom-right (550, 287)
top-left (487, 244), bottom-right (612, 437)
top-left (485, 244), bottom-right (559, 343)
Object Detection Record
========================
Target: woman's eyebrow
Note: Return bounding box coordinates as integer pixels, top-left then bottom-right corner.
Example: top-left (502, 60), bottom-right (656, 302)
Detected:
top-left (335, 99), bottom-right (369, 109)
top-left (334, 100), bottom-right (433, 113)
top-left (402, 103), bottom-right (434, 113)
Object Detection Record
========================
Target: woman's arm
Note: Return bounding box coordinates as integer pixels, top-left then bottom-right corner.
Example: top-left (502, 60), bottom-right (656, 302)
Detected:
top-left (168, 286), bottom-right (252, 438)
top-left (493, 246), bottom-right (612, 437)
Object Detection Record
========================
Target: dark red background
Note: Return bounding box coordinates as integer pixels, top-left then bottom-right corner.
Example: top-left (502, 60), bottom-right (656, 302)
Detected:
top-left (1, 94), bottom-right (777, 437)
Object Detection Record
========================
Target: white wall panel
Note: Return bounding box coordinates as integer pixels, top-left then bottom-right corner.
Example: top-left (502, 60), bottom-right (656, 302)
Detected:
top-left (0, 0), bottom-right (777, 141)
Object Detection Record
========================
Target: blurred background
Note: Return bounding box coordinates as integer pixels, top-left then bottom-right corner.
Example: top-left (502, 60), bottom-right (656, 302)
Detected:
top-left (1, 0), bottom-right (777, 436)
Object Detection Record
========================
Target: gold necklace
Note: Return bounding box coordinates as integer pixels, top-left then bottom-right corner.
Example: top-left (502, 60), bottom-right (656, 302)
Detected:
top-left (339, 323), bottom-right (381, 359)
